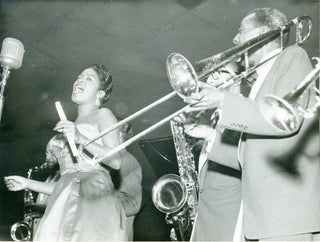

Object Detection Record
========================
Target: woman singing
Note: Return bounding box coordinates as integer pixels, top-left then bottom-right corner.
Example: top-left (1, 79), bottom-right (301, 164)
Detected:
top-left (5, 64), bottom-right (127, 241)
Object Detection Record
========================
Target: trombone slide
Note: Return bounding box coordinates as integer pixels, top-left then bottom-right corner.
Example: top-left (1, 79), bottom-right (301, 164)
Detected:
top-left (97, 105), bottom-right (190, 162)
top-left (80, 91), bottom-right (177, 148)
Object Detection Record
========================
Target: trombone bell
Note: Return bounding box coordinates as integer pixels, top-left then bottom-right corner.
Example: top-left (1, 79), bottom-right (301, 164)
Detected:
top-left (259, 57), bottom-right (320, 132)
top-left (259, 95), bottom-right (300, 132)
top-left (166, 53), bottom-right (199, 98)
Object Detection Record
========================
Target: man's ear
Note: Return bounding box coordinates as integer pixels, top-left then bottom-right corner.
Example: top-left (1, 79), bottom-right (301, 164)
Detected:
top-left (259, 26), bottom-right (269, 34)
top-left (97, 90), bottom-right (105, 99)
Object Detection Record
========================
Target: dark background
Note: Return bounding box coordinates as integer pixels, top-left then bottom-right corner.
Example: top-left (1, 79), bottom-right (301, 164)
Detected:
top-left (0, 0), bottom-right (318, 240)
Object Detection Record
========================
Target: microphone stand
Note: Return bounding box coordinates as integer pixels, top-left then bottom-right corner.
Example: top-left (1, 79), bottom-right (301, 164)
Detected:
top-left (0, 65), bottom-right (10, 123)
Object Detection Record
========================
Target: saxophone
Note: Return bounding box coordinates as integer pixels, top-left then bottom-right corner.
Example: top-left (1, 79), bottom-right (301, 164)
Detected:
top-left (152, 119), bottom-right (198, 241)
top-left (10, 163), bottom-right (47, 241)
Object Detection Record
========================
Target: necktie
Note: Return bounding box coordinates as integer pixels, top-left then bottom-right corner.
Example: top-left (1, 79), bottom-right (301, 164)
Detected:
top-left (241, 70), bottom-right (258, 97)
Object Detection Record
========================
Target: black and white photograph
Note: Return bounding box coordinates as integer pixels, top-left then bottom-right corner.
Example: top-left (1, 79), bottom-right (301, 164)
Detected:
top-left (0, 0), bottom-right (319, 241)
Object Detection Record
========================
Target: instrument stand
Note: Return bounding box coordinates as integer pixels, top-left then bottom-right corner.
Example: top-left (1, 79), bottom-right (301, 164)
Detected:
top-left (0, 65), bottom-right (10, 123)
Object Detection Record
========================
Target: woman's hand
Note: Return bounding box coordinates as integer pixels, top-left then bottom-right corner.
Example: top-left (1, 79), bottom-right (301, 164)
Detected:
top-left (4, 176), bottom-right (28, 191)
top-left (54, 120), bottom-right (82, 143)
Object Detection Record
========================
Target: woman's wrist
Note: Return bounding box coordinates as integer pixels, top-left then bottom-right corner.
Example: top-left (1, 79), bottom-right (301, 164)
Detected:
top-left (24, 178), bottom-right (31, 190)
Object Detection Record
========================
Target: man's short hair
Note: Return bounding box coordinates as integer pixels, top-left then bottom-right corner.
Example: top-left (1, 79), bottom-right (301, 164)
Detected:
top-left (248, 8), bottom-right (289, 44)
top-left (248, 8), bottom-right (288, 31)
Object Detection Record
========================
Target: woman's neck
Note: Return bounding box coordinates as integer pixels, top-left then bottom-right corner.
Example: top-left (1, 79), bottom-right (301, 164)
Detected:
top-left (76, 104), bottom-right (98, 120)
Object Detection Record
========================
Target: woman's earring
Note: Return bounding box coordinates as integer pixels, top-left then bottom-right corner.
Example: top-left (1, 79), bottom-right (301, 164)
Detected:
top-left (95, 98), bottom-right (101, 108)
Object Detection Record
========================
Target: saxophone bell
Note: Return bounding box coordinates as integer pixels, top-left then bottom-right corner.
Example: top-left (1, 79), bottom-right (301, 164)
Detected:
top-left (152, 174), bottom-right (187, 214)
top-left (10, 220), bottom-right (32, 241)
top-left (152, 174), bottom-right (192, 241)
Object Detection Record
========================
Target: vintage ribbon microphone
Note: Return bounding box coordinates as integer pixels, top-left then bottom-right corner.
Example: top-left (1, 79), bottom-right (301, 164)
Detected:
top-left (0, 37), bottom-right (25, 123)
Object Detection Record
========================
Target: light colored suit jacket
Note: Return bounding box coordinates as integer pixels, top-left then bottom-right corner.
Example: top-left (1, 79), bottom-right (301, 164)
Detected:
top-left (217, 45), bottom-right (320, 239)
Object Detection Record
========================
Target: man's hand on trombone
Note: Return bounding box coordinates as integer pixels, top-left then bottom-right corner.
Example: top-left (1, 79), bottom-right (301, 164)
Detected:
top-left (173, 112), bottom-right (215, 141)
top-left (184, 81), bottom-right (225, 112)
top-left (178, 68), bottom-right (242, 140)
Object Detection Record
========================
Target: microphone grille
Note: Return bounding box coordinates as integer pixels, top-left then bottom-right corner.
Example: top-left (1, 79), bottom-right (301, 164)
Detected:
top-left (0, 38), bottom-right (25, 70)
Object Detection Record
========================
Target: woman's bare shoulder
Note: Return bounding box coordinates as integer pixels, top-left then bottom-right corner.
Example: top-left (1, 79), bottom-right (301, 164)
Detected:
top-left (97, 107), bottom-right (114, 117)
top-left (96, 108), bottom-right (117, 123)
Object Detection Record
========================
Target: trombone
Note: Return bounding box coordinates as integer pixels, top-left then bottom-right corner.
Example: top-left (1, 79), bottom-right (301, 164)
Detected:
top-left (79, 15), bottom-right (312, 162)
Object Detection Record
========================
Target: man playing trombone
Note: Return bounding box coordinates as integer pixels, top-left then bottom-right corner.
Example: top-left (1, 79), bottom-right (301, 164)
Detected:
top-left (183, 8), bottom-right (320, 241)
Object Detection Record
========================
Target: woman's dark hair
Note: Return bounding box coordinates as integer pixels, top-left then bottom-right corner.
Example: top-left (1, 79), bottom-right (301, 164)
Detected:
top-left (90, 64), bottom-right (113, 104)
